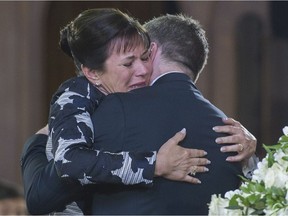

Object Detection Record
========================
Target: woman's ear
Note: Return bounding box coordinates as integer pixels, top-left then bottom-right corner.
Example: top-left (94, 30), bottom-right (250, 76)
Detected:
top-left (81, 65), bottom-right (101, 86)
top-left (149, 42), bottom-right (158, 62)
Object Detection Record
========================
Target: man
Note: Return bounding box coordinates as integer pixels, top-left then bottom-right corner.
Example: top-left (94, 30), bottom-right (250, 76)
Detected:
top-left (23, 13), bottom-right (256, 214)
top-left (88, 14), bottom-right (245, 214)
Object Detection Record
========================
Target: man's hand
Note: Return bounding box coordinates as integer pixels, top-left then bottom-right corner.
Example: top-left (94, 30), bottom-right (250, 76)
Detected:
top-left (213, 118), bottom-right (257, 163)
top-left (155, 128), bottom-right (210, 184)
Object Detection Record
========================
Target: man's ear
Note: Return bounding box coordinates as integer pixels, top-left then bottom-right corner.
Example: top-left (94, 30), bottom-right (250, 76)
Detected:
top-left (81, 65), bottom-right (101, 86)
top-left (149, 42), bottom-right (158, 62)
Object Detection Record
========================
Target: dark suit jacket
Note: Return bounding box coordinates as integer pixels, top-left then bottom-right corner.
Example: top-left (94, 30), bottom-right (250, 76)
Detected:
top-left (21, 134), bottom-right (84, 214)
top-left (91, 73), bottom-right (242, 215)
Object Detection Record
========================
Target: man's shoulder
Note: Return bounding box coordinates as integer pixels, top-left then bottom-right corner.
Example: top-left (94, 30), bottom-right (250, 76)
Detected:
top-left (97, 88), bottom-right (150, 113)
top-left (107, 86), bottom-right (152, 100)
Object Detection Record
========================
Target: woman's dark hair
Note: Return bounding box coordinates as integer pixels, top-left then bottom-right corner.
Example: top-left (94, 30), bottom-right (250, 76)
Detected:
top-left (59, 8), bottom-right (150, 75)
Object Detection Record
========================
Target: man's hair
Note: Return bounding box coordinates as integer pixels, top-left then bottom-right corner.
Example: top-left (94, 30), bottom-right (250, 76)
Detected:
top-left (144, 14), bottom-right (209, 81)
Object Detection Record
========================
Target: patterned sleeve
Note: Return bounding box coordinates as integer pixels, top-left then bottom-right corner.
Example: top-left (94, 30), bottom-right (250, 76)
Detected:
top-left (48, 77), bottom-right (156, 186)
top-left (242, 154), bottom-right (259, 179)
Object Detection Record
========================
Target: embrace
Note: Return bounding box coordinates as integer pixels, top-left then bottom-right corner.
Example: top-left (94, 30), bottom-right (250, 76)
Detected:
top-left (21, 8), bottom-right (257, 215)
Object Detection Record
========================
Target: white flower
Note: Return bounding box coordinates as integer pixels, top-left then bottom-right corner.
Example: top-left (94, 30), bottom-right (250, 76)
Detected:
top-left (208, 194), bottom-right (226, 215)
top-left (225, 189), bottom-right (241, 200)
top-left (264, 163), bottom-right (288, 188)
top-left (264, 168), bottom-right (275, 188)
top-left (264, 207), bottom-right (288, 216)
top-left (274, 150), bottom-right (288, 170)
top-left (208, 127), bottom-right (288, 216)
top-left (277, 208), bottom-right (288, 216)
top-left (283, 126), bottom-right (288, 136)
top-left (208, 194), bottom-right (242, 216)
top-left (252, 158), bottom-right (268, 182)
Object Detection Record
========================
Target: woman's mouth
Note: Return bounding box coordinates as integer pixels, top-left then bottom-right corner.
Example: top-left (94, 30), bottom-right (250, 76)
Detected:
top-left (128, 82), bottom-right (147, 91)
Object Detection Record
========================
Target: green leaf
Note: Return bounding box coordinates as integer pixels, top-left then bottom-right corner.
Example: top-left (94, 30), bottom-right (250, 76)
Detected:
top-left (247, 194), bottom-right (260, 205)
top-left (279, 135), bottom-right (288, 143)
top-left (254, 200), bottom-right (265, 210)
top-left (229, 195), bottom-right (240, 207)
top-left (251, 209), bottom-right (265, 215)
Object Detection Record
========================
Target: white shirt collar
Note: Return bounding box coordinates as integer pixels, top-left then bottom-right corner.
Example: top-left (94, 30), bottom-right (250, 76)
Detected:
top-left (150, 71), bottom-right (182, 86)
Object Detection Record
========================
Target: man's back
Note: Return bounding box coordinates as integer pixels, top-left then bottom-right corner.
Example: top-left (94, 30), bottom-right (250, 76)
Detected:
top-left (91, 73), bottom-right (242, 214)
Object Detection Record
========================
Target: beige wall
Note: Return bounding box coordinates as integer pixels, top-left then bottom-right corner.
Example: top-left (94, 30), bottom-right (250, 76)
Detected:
top-left (0, 2), bottom-right (48, 184)
top-left (178, 1), bottom-right (270, 116)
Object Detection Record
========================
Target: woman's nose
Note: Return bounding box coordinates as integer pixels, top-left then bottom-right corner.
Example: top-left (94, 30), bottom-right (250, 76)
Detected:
top-left (135, 63), bottom-right (150, 76)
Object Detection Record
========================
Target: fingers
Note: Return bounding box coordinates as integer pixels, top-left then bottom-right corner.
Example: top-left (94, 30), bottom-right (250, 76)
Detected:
top-left (186, 148), bottom-right (207, 158)
top-left (189, 165), bottom-right (209, 174)
top-left (189, 157), bottom-right (210, 166)
top-left (181, 175), bottom-right (202, 184)
top-left (168, 128), bottom-right (186, 146)
top-left (222, 117), bottom-right (241, 126)
top-left (182, 165), bottom-right (209, 184)
top-left (219, 143), bottom-right (243, 154)
top-left (213, 117), bottom-right (257, 163)
top-left (215, 134), bottom-right (240, 145)
top-left (213, 124), bottom-right (242, 138)
top-left (226, 154), bottom-right (245, 162)
top-left (156, 129), bottom-right (211, 184)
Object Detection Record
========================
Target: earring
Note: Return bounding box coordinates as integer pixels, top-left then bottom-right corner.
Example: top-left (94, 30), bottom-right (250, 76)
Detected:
top-left (94, 81), bottom-right (100, 87)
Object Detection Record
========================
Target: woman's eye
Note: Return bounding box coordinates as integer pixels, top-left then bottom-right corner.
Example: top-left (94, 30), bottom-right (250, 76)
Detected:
top-left (123, 62), bottom-right (132, 67)
top-left (141, 55), bottom-right (149, 61)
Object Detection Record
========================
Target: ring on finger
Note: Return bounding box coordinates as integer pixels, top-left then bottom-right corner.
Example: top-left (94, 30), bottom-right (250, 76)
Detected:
top-left (188, 166), bottom-right (197, 176)
top-left (238, 143), bottom-right (244, 152)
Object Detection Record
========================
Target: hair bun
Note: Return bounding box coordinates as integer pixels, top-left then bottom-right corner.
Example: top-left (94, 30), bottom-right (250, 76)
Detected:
top-left (59, 26), bottom-right (73, 58)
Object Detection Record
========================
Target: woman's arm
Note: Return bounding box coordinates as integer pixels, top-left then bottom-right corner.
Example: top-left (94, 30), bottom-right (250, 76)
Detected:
top-left (212, 118), bottom-right (257, 163)
top-left (50, 78), bottom-right (209, 185)
top-left (212, 117), bottom-right (258, 178)
top-left (48, 79), bottom-right (159, 185)
top-left (22, 125), bottom-right (209, 214)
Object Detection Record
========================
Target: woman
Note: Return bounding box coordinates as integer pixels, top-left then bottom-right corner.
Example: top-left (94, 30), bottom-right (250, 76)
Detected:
top-left (23, 8), bottom-right (209, 215)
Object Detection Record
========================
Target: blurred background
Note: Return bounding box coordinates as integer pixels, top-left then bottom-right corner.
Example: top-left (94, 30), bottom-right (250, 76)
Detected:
top-left (0, 1), bottom-right (287, 186)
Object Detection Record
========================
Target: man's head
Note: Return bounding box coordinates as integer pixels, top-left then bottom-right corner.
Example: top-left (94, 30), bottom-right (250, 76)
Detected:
top-left (144, 14), bottom-right (209, 82)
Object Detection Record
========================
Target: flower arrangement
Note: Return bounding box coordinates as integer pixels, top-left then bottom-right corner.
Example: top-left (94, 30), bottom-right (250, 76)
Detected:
top-left (209, 126), bottom-right (288, 215)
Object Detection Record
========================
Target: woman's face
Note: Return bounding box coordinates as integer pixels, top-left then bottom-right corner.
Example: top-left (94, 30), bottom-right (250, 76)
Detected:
top-left (96, 44), bottom-right (152, 94)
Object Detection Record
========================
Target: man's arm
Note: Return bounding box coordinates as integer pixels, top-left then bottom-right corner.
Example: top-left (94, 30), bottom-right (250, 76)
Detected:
top-left (21, 134), bottom-right (80, 214)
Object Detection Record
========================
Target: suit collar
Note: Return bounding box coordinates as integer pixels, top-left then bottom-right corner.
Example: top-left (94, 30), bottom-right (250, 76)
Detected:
top-left (152, 72), bottom-right (194, 86)
top-left (150, 71), bottom-right (181, 85)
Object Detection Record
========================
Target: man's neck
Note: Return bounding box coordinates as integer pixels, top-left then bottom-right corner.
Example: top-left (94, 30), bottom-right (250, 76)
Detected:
top-left (150, 62), bottom-right (189, 86)
top-left (150, 71), bottom-right (183, 86)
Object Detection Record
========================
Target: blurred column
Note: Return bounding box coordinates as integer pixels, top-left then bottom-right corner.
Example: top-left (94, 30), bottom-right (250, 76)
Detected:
top-left (0, 1), bottom-right (48, 184)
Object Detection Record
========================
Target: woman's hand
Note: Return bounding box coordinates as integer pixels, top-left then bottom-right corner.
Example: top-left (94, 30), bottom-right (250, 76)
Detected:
top-left (213, 118), bottom-right (257, 163)
top-left (155, 128), bottom-right (210, 184)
